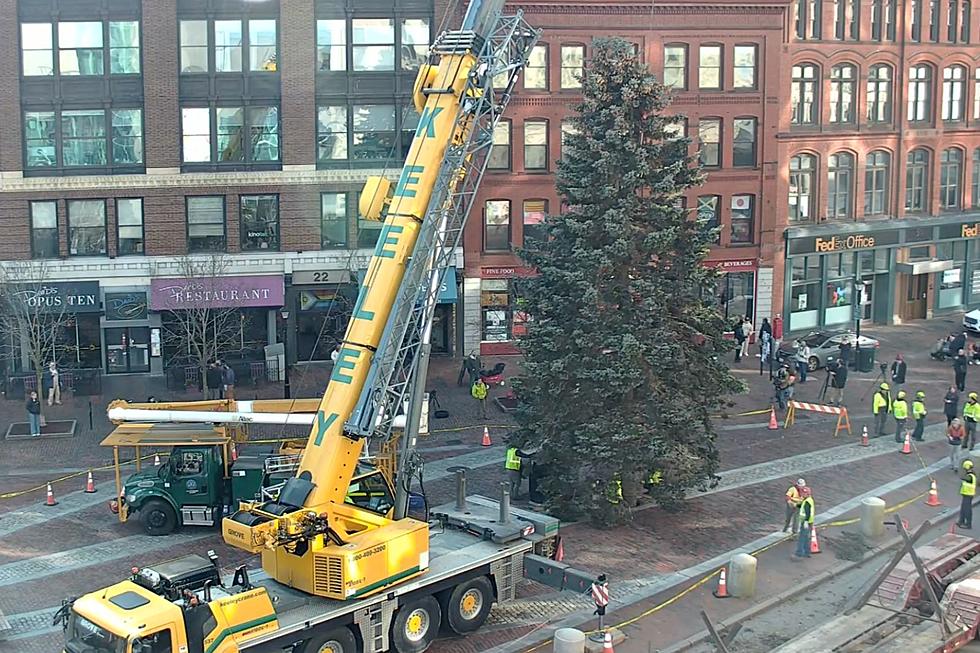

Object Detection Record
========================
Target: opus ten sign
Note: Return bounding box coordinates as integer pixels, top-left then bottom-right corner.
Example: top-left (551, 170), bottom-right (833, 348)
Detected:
top-left (12, 281), bottom-right (100, 313)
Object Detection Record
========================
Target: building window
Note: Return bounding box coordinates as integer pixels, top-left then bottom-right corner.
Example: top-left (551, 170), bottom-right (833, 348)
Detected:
top-left (907, 65), bottom-right (932, 122)
top-left (789, 154), bottom-right (816, 221)
top-left (885, 0), bottom-right (898, 38)
top-left (179, 20), bottom-right (208, 73)
top-left (664, 117), bottom-right (686, 140)
top-left (973, 149), bottom-right (980, 207)
top-left (249, 20), bottom-right (277, 71)
top-left (560, 45), bottom-right (585, 89)
top-left (732, 45), bottom-right (756, 89)
top-left (872, 0), bottom-right (884, 39)
top-left (481, 279), bottom-right (512, 342)
top-left (912, 0), bottom-right (923, 39)
top-left (942, 66), bottom-right (966, 120)
top-left (179, 19), bottom-right (277, 73)
top-left (698, 45), bottom-right (722, 89)
top-left (949, 0), bottom-right (960, 40)
top-left (864, 151), bottom-right (891, 216)
top-left (698, 118), bottom-right (721, 167)
top-left (524, 120), bottom-right (548, 170)
top-left (866, 64), bottom-right (893, 122)
top-left (791, 63), bottom-right (818, 125)
top-left (109, 22), bottom-right (140, 74)
top-left (186, 196), bottom-right (226, 252)
top-left (663, 44), bottom-right (687, 89)
top-left (240, 194), bottom-right (279, 251)
top-left (730, 195), bottom-right (755, 244)
top-left (321, 192), bottom-right (348, 249)
top-left (180, 105), bottom-right (279, 165)
top-left (24, 108), bottom-right (143, 171)
top-left (732, 117), bottom-right (756, 167)
top-left (214, 20), bottom-right (242, 72)
top-left (29, 201), bottom-right (58, 259)
top-left (58, 22), bottom-right (103, 76)
top-left (795, 0), bottom-right (823, 37)
top-left (560, 119), bottom-right (578, 159)
top-left (401, 18), bottom-right (429, 70)
top-left (524, 45), bottom-right (548, 90)
top-left (523, 199), bottom-right (548, 245)
top-left (487, 120), bottom-right (511, 170)
top-left (22, 23), bottom-right (53, 76)
top-left (352, 104), bottom-right (396, 161)
top-left (930, 0), bottom-right (941, 40)
top-left (316, 106), bottom-right (347, 162)
top-left (975, 69), bottom-right (980, 118)
top-left (116, 198), bottom-right (144, 256)
top-left (62, 110), bottom-right (106, 166)
top-left (905, 148), bottom-right (930, 212)
top-left (962, 0), bottom-right (972, 41)
top-left (830, 64), bottom-right (856, 123)
top-left (67, 199), bottom-right (106, 257)
top-left (316, 19), bottom-right (345, 71)
top-left (849, 0), bottom-right (861, 37)
top-left (400, 106), bottom-right (420, 160)
top-left (484, 200), bottom-right (511, 251)
top-left (827, 152), bottom-right (854, 219)
top-left (940, 148), bottom-right (963, 209)
top-left (697, 195), bottom-right (721, 243)
top-left (352, 19), bottom-right (394, 71)
top-left (834, 0), bottom-right (847, 38)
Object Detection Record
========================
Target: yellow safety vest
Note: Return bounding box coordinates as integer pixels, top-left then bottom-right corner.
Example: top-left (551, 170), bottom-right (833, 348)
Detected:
top-left (965, 401), bottom-right (980, 421)
top-left (607, 480), bottom-right (623, 504)
top-left (505, 447), bottom-right (521, 471)
top-left (798, 496), bottom-right (815, 524)
top-left (912, 400), bottom-right (927, 419)
top-left (962, 472), bottom-right (977, 497)
top-left (873, 391), bottom-right (891, 415)
top-left (893, 400), bottom-right (908, 420)
top-left (471, 382), bottom-right (488, 400)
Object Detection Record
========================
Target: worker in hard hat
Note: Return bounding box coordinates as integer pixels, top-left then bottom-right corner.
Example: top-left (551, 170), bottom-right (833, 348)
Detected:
top-left (872, 382), bottom-right (892, 437)
top-left (959, 459), bottom-right (977, 530)
top-left (964, 392), bottom-right (980, 450)
top-left (912, 391), bottom-right (927, 442)
top-left (892, 390), bottom-right (909, 443)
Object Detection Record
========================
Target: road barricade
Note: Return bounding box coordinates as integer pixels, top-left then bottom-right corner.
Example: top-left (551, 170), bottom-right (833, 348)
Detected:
top-left (783, 400), bottom-right (852, 437)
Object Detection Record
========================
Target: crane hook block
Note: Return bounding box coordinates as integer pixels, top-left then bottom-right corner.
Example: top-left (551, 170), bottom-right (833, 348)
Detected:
top-left (360, 176), bottom-right (393, 222)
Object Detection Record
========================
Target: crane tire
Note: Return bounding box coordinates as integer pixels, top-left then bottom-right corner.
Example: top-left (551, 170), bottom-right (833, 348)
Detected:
top-left (391, 595), bottom-right (441, 652)
top-left (302, 627), bottom-right (356, 653)
top-left (440, 576), bottom-right (494, 635)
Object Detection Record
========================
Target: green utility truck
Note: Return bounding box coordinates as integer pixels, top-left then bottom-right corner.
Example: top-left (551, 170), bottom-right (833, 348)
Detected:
top-left (103, 423), bottom-right (396, 536)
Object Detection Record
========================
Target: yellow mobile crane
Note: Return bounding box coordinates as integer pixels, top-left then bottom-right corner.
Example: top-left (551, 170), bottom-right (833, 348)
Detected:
top-left (57, 4), bottom-right (593, 653)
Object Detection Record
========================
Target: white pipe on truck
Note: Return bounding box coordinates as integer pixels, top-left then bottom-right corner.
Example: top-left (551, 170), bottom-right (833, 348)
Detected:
top-left (106, 407), bottom-right (411, 429)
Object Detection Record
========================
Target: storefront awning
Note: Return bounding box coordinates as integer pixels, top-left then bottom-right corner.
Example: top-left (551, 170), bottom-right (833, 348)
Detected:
top-left (895, 260), bottom-right (953, 275)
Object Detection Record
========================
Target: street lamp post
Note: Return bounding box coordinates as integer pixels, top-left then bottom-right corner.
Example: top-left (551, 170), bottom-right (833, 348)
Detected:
top-left (279, 308), bottom-right (291, 399)
top-left (853, 279), bottom-right (866, 369)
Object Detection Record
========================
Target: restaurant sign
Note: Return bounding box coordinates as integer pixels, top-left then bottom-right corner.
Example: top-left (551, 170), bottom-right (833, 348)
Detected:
top-left (704, 258), bottom-right (757, 271)
top-left (150, 275), bottom-right (284, 310)
top-left (11, 281), bottom-right (100, 313)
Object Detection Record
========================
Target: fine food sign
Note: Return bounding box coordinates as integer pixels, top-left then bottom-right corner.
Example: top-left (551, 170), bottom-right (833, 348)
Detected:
top-left (12, 281), bottom-right (100, 313)
top-left (150, 275), bottom-right (284, 310)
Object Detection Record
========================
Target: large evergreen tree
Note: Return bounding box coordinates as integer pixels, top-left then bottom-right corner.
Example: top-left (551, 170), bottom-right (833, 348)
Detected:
top-left (512, 38), bottom-right (743, 526)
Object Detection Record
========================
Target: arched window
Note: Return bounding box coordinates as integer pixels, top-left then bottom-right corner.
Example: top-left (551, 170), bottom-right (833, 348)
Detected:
top-left (942, 65), bottom-right (967, 120)
top-left (940, 148), bottom-right (963, 209)
top-left (828, 152), bottom-right (855, 219)
top-left (866, 64), bottom-right (893, 122)
top-left (905, 148), bottom-right (930, 212)
top-left (830, 65), bottom-right (856, 123)
top-left (864, 151), bottom-right (891, 215)
top-left (791, 63), bottom-right (819, 125)
top-left (789, 154), bottom-right (816, 221)
top-left (907, 65), bottom-right (933, 122)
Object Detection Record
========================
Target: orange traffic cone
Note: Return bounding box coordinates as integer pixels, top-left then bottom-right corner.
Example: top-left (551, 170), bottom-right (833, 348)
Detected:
top-left (810, 526), bottom-right (821, 554)
top-left (84, 471), bottom-right (96, 493)
top-left (860, 426), bottom-right (869, 447)
top-left (713, 568), bottom-right (730, 598)
top-left (926, 479), bottom-right (942, 506)
top-left (45, 482), bottom-right (57, 506)
top-left (602, 631), bottom-right (615, 652)
top-left (552, 536), bottom-right (565, 562)
top-left (153, 454), bottom-right (161, 466)
top-left (768, 406), bottom-right (779, 430)
top-left (481, 426), bottom-right (492, 447)
top-left (900, 432), bottom-right (912, 455)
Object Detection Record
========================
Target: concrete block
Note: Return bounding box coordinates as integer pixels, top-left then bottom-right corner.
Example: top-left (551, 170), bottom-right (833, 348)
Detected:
top-left (729, 553), bottom-right (757, 598)
top-left (860, 497), bottom-right (886, 539)
top-left (553, 628), bottom-right (585, 653)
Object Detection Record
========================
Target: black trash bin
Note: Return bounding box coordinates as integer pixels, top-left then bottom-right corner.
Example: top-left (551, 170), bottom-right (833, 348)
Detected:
top-left (855, 347), bottom-right (877, 373)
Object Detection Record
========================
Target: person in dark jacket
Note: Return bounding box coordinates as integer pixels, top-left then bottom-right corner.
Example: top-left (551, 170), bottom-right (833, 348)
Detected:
top-left (758, 318), bottom-right (773, 346)
top-left (733, 319), bottom-right (745, 363)
top-left (26, 390), bottom-right (41, 437)
top-left (206, 361), bottom-right (223, 400)
top-left (952, 331), bottom-right (968, 357)
top-left (838, 337), bottom-right (853, 367)
top-left (221, 361), bottom-right (236, 401)
top-left (828, 359), bottom-right (848, 406)
top-left (955, 349), bottom-right (969, 392)
top-left (946, 386), bottom-right (961, 426)
top-left (890, 353), bottom-right (907, 389)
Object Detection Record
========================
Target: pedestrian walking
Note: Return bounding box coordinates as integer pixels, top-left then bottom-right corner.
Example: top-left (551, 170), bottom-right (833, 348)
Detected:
top-left (783, 478), bottom-right (805, 534)
top-left (838, 336), bottom-right (853, 369)
top-left (43, 361), bottom-right (61, 406)
top-left (828, 359), bottom-right (848, 406)
top-left (890, 354), bottom-right (907, 389)
top-left (221, 361), bottom-right (236, 402)
top-left (206, 361), bottom-right (223, 400)
top-left (872, 382), bottom-right (892, 437)
top-left (959, 460), bottom-right (976, 530)
top-left (733, 318), bottom-right (745, 363)
top-left (794, 487), bottom-right (815, 559)
top-left (893, 390), bottom-right (909, 442)
top-left (952, 331), bottom-right (969, 357)
top-left (965, 392), bottom-right (980, 449)
top-left (330, 345), bottom-right (341, 365)
top-left (945, 386), bottom-right (961, 426)
top-left (949, 418), bottom-right (967, 470)
top-left (911, 391), bottom-right (927, 441)
top-left (758, 318), bottom-right (773, 350)
top-left (955, 349), bottom-right (969, 392)
top-left (740, 316), bottom-right (753, 359)
top-left (760, 332), bottom-right (773, 377)
top-left (471, 377), bottom-right (489, 418)
top-left (26, 390), bottom-right (41, 437)
top-left (795, 339), bottom-right (810, 383)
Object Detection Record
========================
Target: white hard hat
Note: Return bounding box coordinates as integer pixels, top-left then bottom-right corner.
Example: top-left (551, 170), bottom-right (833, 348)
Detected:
top-left (797, 478), bottom-right (806, 486)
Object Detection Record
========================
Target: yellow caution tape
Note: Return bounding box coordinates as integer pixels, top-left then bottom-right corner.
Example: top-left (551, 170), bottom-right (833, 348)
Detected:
top-left (0, 452), bottom-right (168, 500)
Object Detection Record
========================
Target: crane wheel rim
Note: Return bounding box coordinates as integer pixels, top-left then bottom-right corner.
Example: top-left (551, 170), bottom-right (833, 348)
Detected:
top-left (405, 608), bottom-right (430, 641)
top-left (459, 589), bottom-right (483, 619)
top-left (315, 641), bottom-right (344, 653)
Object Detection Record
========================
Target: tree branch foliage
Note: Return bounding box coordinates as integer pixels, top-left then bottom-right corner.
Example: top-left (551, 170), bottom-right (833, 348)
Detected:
top-left (511, 38), bottom-right (743, 526)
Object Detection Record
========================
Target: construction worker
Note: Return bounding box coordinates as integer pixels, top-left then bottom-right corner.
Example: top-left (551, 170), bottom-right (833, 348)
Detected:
top-left (959, 459), bottom-right (977, 530)
top-left (965, 392), bottom-right (980, 450)
top-left (504, 445), bottom-right (524, 498)
top-left (912, 391), bottom-right (927, 442)
top-left (783, 478), bottom-right (805, 534)
top-left (892, 390), bottom-right (909, 442)
top-left (873, 382), bottom-right (892, 437)
top-left (607, 478), bottom-right (623, 505)
top-left (794, 486), bottom-right (815, 559)
top-left (471, 377), bottom-right (489, 419)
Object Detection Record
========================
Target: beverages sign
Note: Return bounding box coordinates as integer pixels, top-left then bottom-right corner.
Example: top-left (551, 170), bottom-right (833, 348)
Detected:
top-left (12, 281), bottom-right (100, 313)
top-left (150, 275), bottom-right (284, 310)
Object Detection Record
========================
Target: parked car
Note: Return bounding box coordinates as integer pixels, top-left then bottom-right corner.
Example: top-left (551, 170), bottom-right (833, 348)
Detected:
top-left (776, 330), bottom-right (880, 371)
top-left (963, 309), bottom-right (980, 334)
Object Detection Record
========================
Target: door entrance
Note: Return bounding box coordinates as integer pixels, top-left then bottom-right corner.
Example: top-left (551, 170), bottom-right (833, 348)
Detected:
top-left (902, 273), bottom-right (929, 320)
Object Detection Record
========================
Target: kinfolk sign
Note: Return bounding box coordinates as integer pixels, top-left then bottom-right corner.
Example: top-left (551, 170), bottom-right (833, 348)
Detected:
top-left (150, 275), bottom-right (284, 310)
top-left (13, 281), bottom-right (100, 313)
